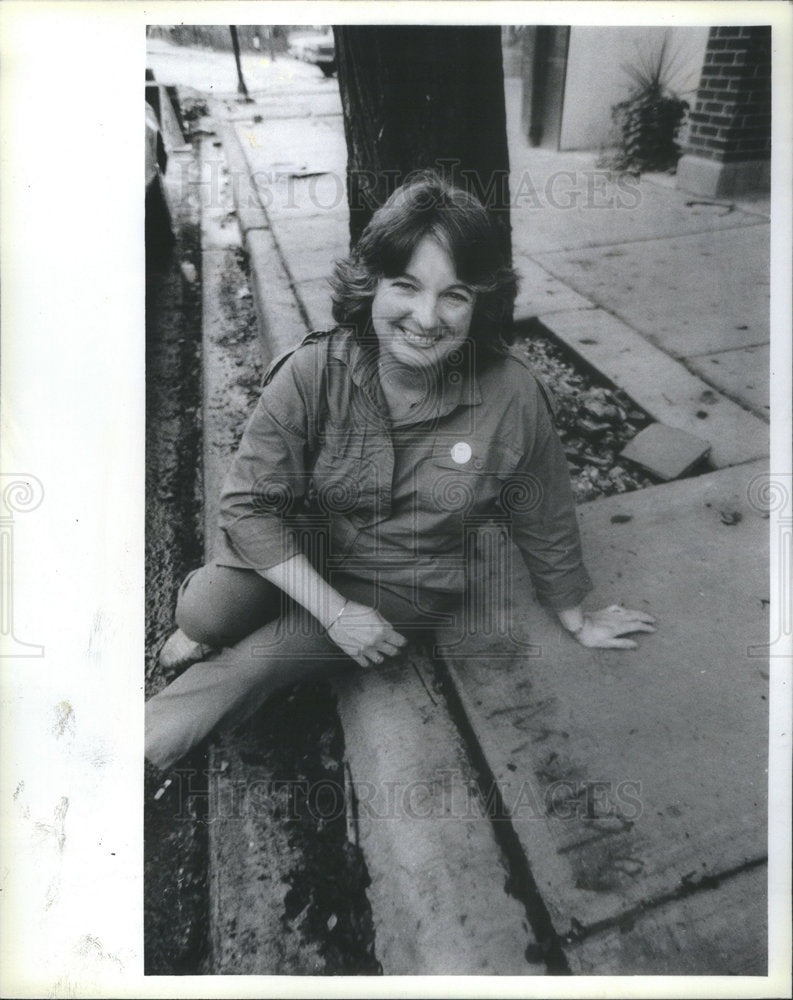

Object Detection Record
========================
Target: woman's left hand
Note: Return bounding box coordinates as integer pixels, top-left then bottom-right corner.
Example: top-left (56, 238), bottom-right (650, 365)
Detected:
top-left (574, 605), bottom-right (656, 649)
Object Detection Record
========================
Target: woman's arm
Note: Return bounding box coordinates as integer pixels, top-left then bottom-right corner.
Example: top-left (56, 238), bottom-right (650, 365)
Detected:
top-left (508, 372), bottom-right (656, 649)
top-left (218, 342), bottom-right (407, 666)
top-left (261, 555), bottom-right (407, 668)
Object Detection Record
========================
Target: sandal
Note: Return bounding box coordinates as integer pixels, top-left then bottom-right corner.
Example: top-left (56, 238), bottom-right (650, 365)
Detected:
top-left (159, 628), bottom-right (215, 675)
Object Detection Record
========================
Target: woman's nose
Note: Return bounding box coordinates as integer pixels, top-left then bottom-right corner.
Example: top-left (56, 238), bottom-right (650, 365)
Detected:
top-left (410, 291), bottom-right (440, 331)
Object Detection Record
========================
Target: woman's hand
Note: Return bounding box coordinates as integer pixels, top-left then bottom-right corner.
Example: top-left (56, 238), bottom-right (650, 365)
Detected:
top-left (573, 604), bottom-right (656, 649)
top-left (327, 601), bottom-right (408, 667)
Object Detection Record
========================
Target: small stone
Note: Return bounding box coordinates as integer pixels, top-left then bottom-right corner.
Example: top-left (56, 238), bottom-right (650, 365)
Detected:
top-left (578, 417), bottom-right (612, 439)
top-left (583, 398), bottom-right (621, 422)
top-left (620, 424), bottom-right (711, 481)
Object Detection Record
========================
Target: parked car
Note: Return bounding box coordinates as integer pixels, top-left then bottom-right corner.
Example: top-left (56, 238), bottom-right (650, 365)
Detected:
top-left (287, 29), bottom-right (336, 76)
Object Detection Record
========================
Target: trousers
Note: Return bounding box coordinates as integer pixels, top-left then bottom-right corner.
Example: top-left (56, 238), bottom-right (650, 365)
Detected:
top-left (145, 563), bottom-right (458, 771)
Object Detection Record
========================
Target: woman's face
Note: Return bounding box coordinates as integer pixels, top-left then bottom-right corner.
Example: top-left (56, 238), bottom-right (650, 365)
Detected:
top-left (370, 236), bottom-right (476, 370)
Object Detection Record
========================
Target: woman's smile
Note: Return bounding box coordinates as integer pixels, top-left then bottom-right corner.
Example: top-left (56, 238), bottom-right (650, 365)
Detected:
top-left (393, 322), bottom-right (445, 348)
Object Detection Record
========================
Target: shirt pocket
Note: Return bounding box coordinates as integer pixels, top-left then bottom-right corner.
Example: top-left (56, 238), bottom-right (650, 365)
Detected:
top-left (310, 421), bottom-right (366, 515)
top-left (422, 436), bottom-right (526, 516)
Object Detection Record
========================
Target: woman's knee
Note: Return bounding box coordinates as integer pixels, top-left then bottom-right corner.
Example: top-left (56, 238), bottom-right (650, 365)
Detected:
top-left (174, 593), bottom-right (227, 646)
top-left (174, 563), bottom-right (279, 647)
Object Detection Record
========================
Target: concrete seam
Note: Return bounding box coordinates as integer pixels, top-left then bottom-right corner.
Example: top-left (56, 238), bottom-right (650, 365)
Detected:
top-left (684, 340), bottom-right (770, 358)
top-left (675, 354), bottom-right (770, 423)
top-left (561, 855), bottom-right (767, 947)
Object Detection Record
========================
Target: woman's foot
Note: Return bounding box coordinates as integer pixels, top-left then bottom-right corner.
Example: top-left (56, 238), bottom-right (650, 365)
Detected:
top-left (159, 628), bottom-right (214, 676)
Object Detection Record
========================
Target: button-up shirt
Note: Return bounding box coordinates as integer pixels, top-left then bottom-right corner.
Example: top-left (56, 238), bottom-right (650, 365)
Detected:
top-left (214, 328), bottom-right (592, 611)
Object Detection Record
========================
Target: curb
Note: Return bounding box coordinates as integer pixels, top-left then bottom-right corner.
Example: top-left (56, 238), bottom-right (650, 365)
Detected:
top-left (218, 120), bottom-right (308, 362)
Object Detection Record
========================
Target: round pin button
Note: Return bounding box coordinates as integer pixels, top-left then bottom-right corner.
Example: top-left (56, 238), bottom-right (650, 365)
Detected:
top-left (451, 442), bottom-right (472, 464)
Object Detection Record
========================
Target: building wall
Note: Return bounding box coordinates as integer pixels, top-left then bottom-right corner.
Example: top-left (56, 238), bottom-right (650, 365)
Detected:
top-left (676, 26), bottom-right (771, 197)
top-left (559, 26), bottom-right (709, 151)
top-left (684, 26), bottom-right (771, 163)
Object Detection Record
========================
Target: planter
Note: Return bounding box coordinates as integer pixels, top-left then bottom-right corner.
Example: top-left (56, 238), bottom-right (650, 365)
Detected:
top-left (611, 92), bottom-right (689, 173)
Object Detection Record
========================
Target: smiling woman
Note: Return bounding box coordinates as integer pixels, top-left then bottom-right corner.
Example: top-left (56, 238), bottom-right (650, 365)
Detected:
top-left (145, 171), bottom-right (656, 774)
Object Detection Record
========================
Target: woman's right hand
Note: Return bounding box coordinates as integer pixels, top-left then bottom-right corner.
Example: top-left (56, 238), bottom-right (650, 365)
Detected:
top-left (327, 601), bottom-right (408, 667)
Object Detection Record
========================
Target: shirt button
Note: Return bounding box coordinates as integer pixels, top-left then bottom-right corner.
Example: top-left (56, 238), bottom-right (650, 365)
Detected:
top-left (474, 458), bottom-right (484, 470)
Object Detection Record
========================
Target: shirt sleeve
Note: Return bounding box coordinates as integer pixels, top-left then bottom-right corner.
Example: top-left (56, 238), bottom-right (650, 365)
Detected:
top-left (508, 375), bottom-right (593, 610)
top-left (214, 347), bottom-right (320, 572)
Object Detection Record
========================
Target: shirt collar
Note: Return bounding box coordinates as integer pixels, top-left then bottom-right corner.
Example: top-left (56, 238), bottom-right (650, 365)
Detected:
top-left (329, 327), bottom-right (483, 416)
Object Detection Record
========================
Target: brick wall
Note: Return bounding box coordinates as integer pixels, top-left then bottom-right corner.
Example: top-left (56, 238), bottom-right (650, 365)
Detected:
top-left (684, 26), bottom-right (771, 164)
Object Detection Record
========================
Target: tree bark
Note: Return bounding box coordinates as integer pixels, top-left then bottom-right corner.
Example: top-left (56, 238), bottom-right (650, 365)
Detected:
top-left (333, 26), bottom-right (512, 258)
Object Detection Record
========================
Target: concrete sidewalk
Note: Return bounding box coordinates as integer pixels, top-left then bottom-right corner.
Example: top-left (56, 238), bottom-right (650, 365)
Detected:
top-left (200, 78), bottom-right (769, 973)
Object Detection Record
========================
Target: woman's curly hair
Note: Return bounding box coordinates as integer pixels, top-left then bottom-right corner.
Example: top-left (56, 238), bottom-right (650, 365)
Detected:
top-left (330, 171), bottom-right (519, 365)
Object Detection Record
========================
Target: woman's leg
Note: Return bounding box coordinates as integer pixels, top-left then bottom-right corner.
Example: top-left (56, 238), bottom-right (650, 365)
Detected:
top-left (174, 562), bottom-right (286, 648)
top-left (146, 576), bottom-right (454, 771)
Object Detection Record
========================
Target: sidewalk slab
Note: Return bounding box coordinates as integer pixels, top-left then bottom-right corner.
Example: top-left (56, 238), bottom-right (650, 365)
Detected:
top-left (536, 308), bottom-right (769, 467)
top-left (686, 344), bottom-right (770, 419)
top-left (234, 115), bottom-right (349, 226)
top-left (532, 225), bottom-right (769, 359)
top-left (234, 117), bottom-right (346, 183)
top-left (514, 254), bottom-right (594, 318)
top-left (569, 864), bottom-right (766, 975)
top-left (272, 215), bottom-right (348, 283)
top-left (438, 460), bottom-right (768, 957)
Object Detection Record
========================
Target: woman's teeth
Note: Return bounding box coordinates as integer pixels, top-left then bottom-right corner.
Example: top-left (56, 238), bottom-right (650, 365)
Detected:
top-left (398, 325), bottom-right (442, 347)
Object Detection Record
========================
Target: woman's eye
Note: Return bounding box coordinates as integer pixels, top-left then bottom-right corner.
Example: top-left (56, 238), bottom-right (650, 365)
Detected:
top-left (446, 291), bottom-right (471, 304)
top-left (392, 280), bottom-right (415, 291)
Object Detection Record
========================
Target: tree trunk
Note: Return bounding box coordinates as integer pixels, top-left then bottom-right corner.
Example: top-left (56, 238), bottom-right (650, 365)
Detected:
top-left (333, 26), bottom-right (512, 259)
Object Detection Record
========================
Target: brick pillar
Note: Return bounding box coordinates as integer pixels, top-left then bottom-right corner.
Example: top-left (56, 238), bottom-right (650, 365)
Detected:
top-left (676, 26), bottom-right (770, 198)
